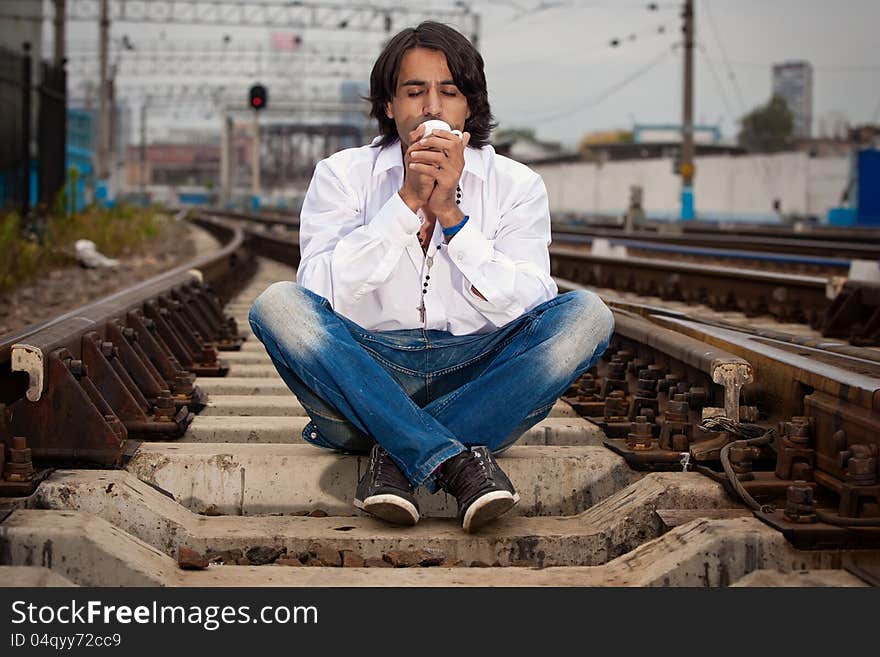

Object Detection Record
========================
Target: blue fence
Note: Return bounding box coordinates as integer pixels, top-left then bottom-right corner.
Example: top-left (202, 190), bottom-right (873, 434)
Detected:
top-left (857, 149), bottom-right (880, 226)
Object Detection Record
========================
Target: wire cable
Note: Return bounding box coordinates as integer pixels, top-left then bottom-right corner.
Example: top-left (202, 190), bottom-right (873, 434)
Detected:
top-left (700, 416), bottom-right (776, 513)
top-left (697, 42), bottom-right (736, 132)
top-left (704, 417), bottom-right (880, 527)
top-left (702, 1), bottom-right (749, 112)
top-left (516, 44), bottom-right (675, 124)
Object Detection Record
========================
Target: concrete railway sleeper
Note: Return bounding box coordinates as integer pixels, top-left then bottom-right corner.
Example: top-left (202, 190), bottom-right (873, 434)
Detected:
top-left (0, 212), bottom-right (877, 587)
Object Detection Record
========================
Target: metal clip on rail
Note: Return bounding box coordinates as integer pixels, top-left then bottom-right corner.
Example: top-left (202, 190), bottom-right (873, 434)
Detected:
top-left (555, 292), bottom-right (754, 470)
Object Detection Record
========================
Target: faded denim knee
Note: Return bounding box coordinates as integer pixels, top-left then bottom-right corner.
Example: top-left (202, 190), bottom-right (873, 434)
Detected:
top-left (540, 290), bottom-right (614, 381)
top-left (248, 282), bottom-right (331, 354)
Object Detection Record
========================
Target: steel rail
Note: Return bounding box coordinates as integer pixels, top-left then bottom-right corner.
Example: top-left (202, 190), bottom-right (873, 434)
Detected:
top-left (553, 217), bottom-right (880, 242)
top-left (588, 291), bottom-right (880, 365)
top-left (549, 244), bottom-right (831, 324)
top-left (207, 209), bottom-right (298, 230)
top-left (557, 277), bottom-right (880, 409)
top-left (552, 225), bottom-right (880, 261)
top-left (552, 232), bottom-right (852, 270)
top-left (0, 218), bottom-right (245, 367)
top-left (3, 224), bottom-right (245, 401)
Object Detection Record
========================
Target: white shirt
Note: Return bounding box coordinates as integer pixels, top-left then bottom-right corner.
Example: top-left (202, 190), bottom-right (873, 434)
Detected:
top-left (296, 137), bottom-right (558, 335)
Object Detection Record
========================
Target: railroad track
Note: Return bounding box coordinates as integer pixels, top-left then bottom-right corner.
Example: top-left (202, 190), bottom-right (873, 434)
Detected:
top-left (552, 231), bottom-right (854, 277)
top-left (202, 210), bottom-right (880, 344)
top-left (551, 219), bottom-right (880, 260)
top-left (0, 210), bottom-right (877, 587)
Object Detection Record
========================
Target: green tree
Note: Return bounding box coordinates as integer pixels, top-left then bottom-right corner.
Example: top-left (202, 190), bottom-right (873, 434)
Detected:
top-left (737, 95), bottom-right (794, 152)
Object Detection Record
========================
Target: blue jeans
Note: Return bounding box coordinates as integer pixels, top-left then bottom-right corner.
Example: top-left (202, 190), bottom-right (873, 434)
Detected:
top-left (248, 283), bottom-right (614, 489)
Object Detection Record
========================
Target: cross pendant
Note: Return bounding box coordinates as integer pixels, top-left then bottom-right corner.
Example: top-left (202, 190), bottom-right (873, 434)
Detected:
top-left (418, 301), bottom-right (425, 323)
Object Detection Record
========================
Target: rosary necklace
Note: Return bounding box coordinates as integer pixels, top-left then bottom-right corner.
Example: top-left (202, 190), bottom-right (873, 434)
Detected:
top-left (416, 184), bottom-right (461, 323)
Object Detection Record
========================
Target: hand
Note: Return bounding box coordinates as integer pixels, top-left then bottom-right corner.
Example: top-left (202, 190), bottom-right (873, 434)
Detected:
top-left (399, 124), bottom-right (438, 212)
top-left (408, 129), bottom-right (471, 225)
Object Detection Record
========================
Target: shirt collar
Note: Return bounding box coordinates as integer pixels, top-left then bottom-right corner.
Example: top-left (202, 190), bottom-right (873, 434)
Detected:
top-left (372, 137), bottom-right (486, 181)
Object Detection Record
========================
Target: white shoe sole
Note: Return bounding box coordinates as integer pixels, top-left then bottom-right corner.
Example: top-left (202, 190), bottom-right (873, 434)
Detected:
top-left (354, 494), bottom-right (420, 526)
top-left (462, 490), bottom-right (520, 533)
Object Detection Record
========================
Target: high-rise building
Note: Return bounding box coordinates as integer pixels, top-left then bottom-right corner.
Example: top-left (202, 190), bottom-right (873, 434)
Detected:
top-left (772, 61), bottom-right (813, 139)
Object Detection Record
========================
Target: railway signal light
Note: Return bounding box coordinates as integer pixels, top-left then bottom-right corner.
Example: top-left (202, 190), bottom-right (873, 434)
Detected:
top-left (249, 84), bottom-right (268, 111)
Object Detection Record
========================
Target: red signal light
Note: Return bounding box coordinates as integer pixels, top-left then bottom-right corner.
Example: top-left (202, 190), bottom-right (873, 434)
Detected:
top-left (248, 84), bottom-right (268, 111)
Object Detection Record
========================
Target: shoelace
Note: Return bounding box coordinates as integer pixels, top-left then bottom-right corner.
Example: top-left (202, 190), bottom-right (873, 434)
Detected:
top-left (441, 450), bottom-right (490, 500)
top-left (375, 449), bottom-right (411, 491)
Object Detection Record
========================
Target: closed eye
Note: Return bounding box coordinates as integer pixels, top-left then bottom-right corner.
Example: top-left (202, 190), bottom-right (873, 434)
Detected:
top-left (406, 90), bottom-right (459, 97)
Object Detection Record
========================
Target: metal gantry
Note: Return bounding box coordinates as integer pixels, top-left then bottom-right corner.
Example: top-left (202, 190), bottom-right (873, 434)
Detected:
top-left (15, 0), bottom-right (480, 38)
top-left (65, 45), bottom-right (375, 80)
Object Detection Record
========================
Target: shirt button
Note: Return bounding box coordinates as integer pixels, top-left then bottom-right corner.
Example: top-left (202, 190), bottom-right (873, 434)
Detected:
top-left (456, 254), bottom-right (464, 262)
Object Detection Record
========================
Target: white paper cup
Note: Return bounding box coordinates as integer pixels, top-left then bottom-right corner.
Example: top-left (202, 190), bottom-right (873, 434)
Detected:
top-left (421, 119), bottom-right (462, 138)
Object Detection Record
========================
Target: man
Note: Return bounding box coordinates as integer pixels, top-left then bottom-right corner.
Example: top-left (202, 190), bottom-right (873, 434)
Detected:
top-left (249, 21), bottom-right (613, 533)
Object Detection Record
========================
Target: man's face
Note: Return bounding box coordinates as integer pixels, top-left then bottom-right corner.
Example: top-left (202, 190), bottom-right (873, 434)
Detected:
top-left (385, 47), bottom-right (470, 148)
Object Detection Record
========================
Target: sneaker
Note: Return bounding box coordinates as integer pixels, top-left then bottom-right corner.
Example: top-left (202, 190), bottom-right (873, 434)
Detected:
top-left (353, 444), bottom-right (420, 526)
top-left (436, 446), bottom-right (520, 533)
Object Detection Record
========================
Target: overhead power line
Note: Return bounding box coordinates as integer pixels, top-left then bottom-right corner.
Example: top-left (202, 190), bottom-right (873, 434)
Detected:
top-left (518, 44), bottom-right (676, 124)
top-left (702, 1), bottom-right (748, 114)
top-left (697, 42), bottom-right (736, 129)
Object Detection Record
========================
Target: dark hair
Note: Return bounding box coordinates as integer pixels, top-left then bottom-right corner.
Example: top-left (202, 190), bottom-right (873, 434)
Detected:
top-left (368, 21), bottom-right (496, 148)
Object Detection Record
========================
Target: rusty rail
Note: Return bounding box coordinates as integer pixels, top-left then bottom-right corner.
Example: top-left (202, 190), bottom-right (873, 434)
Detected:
top-left (210, 208), bottom-right (298, 230)
top-left (559, 275), bottom-right (880, 547)
top-left (550, 244), bottom-right (831, 325)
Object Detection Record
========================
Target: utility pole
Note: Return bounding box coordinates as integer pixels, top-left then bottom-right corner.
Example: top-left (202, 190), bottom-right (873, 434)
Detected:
top-left (679, 0), bottom-right (695, 221)
top-left (97, 0), bottom-right (110, 180)
top-left (53, 0), bottom-right (66, 67)
top-left (21, 42), bottom-right (32, 219)
top-left (220, 115), bottom-right (232, 206)
top-left (471, 12), bottom-right (481, 51)
top-left (251, 111), bottom-right (260, 209)
top-left (139, 97), bottom-right (148, 199)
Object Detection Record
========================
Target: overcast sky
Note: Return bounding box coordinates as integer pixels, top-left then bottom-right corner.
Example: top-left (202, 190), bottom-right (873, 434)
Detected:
top-left (57, 0), bottom-right (880, 147)
top-left (479, 0), bottom-right (880, 145)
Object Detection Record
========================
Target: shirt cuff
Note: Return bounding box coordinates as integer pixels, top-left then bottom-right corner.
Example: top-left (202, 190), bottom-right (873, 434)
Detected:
top-left (367, 192), bottom-right (421, 247)
top-left (445, 217), bottom-right (492, 271)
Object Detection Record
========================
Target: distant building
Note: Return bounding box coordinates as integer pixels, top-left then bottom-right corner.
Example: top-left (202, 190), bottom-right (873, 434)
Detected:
top-left (340, 80), bottom-right (372, 147)
top-left (551, 140), bottom-right (742, 166)
top-left (574, 123), bottom-right (736, 163)
top-left (632, 123), bottom-right (722, 145)
top-left (580, 129), bottom-right (633, 145)
top-left (493, 133), bottom-right (564, 163)
top-left (772, 61), bottom-right (813, 139)
top-left (126, 143), bottom-right (221, 187)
